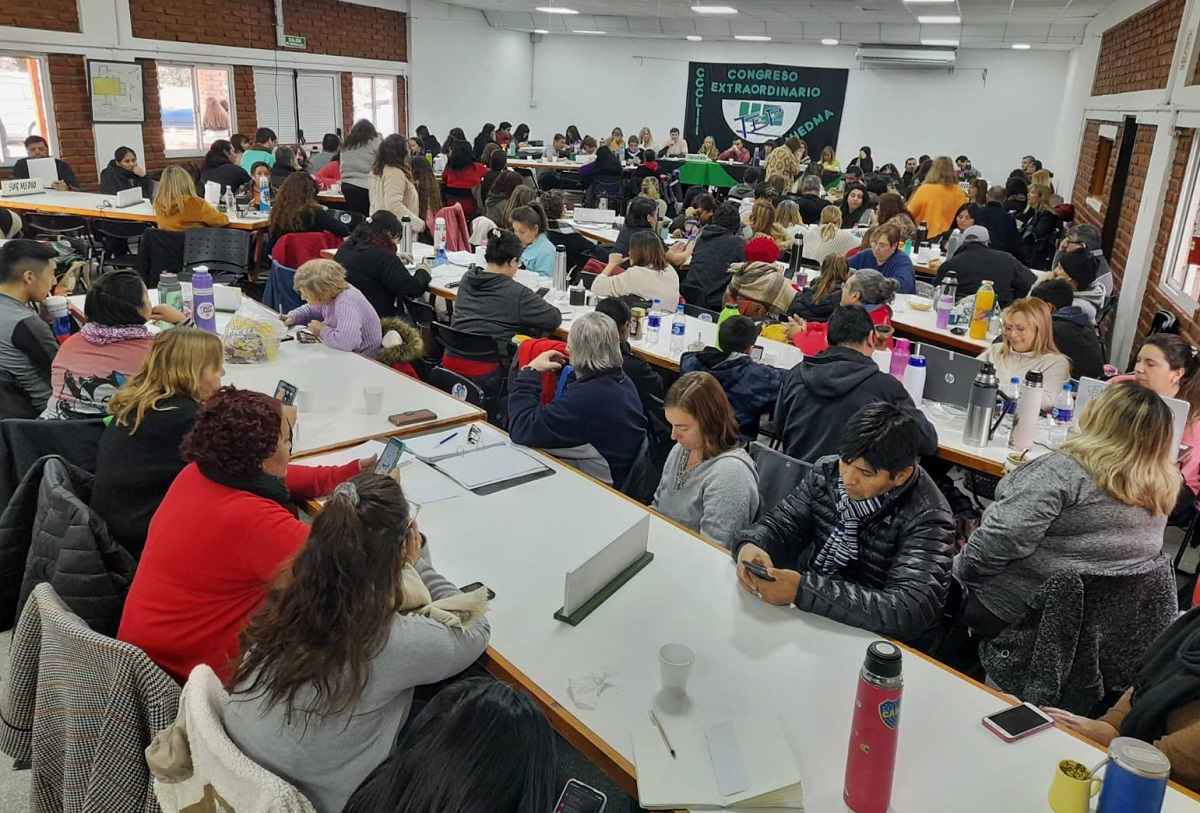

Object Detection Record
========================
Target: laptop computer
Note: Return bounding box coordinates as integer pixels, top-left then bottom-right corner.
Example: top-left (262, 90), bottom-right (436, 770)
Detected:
top-left (1073, 376), bottom-right (1188, 462)
top-left (113, 187), bottom-right (144, 208)
top-left (917, 343), bottom-right (984, 408)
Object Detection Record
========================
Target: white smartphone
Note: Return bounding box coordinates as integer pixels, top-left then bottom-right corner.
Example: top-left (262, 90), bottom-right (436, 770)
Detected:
top-left (981, 701), bottom-right (1055, 742)
top-left (554, 778), bottom-right (607, 813)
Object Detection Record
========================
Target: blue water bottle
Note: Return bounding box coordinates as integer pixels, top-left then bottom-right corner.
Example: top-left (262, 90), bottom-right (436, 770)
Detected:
top-left (190, 267), bottom-right (218, 333)
top-left (258, 174), bottom-right (270, 212)
top-left (1095, 738), bottom-right (1170, 813)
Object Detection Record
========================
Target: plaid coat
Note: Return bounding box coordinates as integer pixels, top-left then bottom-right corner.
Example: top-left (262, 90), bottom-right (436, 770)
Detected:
top-left (0, 583), bottom-right (179, 813)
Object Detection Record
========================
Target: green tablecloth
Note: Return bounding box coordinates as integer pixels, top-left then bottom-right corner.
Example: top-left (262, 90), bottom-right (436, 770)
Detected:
top-left (675, 161), bottom-right (739, 188)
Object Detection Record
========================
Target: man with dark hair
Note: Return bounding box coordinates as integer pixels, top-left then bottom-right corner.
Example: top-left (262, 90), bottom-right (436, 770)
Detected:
top-left (972, 185), bottom-right (1024, 260)
top-left (679, 203), bottom-right (747, 310)
top-left (494, 122), bottom-right (513, 150)
top-left (955, 155), bottom-right (979, 182)
top-left (594, 297), bottom-right (666, 429)
top-left (240, 128), bottom-right (278, 171)
top-left (659, 127), bottom-right (689, 158)
top-left (729, 166), bottom-right (762, 202)
top-left (12, 135), bottom-right (79, 191)
top-left (795, 174), bottom-right (827, 224)
top-left (774, 306), bottom-right (937, 464)
top-left (542, 134), bottom-right (568, 160)
top-left (1031, 279), bottom-right (1105, 380)
top-left (680, 315), bottom-right (785, 441)
top-left (933, 225), bottom-right (1035, 306)
top-left (310, 133), bottom-right (341, 172)
top-left (0, 240), bottom-right (60, 417)
top-left (732, 401), bottom-right (954, 646)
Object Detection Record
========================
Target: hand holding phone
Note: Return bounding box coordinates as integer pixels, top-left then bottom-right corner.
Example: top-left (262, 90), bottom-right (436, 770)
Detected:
top-left (274, 380), bottom-right (297, 406)
top-left (554, 778), bottom-right (607, 813)
top-left (741, 560), bottom-right (776, 582)
top-left (374, 437), bottom-right (407, 477)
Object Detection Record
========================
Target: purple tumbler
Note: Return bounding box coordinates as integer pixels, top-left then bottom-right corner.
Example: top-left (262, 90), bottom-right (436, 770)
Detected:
top-left (936, 295), bottom-right (953, 330)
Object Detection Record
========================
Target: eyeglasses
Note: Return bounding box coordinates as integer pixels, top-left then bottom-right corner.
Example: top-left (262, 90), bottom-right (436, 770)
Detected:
top-left (405, 501), bottom-right (422, 538)
top-left (1001, 324), bottom-right (1031, 336)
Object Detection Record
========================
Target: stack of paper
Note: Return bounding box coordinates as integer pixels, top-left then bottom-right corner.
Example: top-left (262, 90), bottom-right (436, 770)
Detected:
top-left (433, 445), bottom-right (549, 491)
top-left (404, 424), bottom-right (507, 462)
top-left (632, 716), bottom-right (803, 810)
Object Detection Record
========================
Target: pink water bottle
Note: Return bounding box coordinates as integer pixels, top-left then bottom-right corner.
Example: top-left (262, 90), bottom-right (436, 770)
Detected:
top-left (889, 337), bottom-right (911, 380)
top-left (844, 641), bottom-right (903, 813)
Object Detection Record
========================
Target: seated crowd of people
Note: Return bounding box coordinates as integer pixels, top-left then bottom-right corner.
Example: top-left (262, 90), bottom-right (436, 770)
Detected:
top-left (3, 119), bottom-right (1200, 809)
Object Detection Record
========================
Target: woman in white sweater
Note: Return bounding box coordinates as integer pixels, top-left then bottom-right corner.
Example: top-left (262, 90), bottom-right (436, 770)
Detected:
top-left (591, 231), bottom-right (680, 305)
top-left (977, 296), bottom-right (1071, 411)
top-left (368, 135), bottom-right (425, 233)
top-left (800, 206), bottom-right (860, 264)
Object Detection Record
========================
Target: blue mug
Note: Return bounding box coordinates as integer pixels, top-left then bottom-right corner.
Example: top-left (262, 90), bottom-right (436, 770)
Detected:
top-left (1095, 737), bottom-right (1170, 813)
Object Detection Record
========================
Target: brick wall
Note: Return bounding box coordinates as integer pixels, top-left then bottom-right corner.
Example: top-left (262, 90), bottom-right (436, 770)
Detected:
top-left (341, 73), bottom-right (354, 135)
top-left (233, 66), bottom-right (258, 138)
top-left (1091, 0), bottom-right (1185, 96)
top-left (139, 59), bottom-right (166, 171)
top-left (47, 55), bottom-right (97, 190)
top-left (129, 0), bottom-right (406, 62)
top-left (0, 0), bottom-right (79, 31)
top-left (1141, 129), bottom-right (1200, 352)
top-left (397, 76), bottom-right (408, 136)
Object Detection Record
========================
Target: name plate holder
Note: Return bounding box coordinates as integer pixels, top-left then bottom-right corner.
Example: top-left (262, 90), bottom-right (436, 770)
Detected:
top-left (554, 515), bottom-right (654, 626)
top-left (1, 179), bottom-right (44, 198)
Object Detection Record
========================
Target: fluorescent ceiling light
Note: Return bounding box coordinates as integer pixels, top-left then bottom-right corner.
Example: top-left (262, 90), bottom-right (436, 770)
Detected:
top-left (533, 28), bottom-right (549, 33)
top-left (686, 35), bottom-right (703, 41)
top-left (917, 15), bottom-right (960, 23)
top-left (535, 6), bottom-right (578, 13)
top-left (734, 34), bottom-right (771, 41)
top-left (920, 38), bottom-right (959, 46)
top-left (821, 38), bottom-right (838, 45)
top-left (1012, 43), bottom-right (1031, 49)
top-left (572, 29), bottom-right (606, 34)
top-left (692, 5), bottom-right (738, 13)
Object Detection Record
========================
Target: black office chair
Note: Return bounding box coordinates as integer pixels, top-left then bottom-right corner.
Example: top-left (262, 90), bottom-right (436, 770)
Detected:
top-left (400, 298), bottom-right (444, 369)
top-left (429, 322), bottom-right (511, 424)
top-left (90, 219), bottom-right (150, 276)
top-left (682, 303), bottom-right (719, 321)
top-left (22, 213), bottom-right (95, 263)
top-left (182, 227), bottom-right (252, 283)
top-left (425, 366), bottom-right (486, 410)
top-left (747, 441), bottom-right (812, 515)
top-left (137, 228), bottom-right (186, 288)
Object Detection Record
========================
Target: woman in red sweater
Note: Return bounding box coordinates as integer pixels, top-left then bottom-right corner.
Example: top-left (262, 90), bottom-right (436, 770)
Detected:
top-left (117, 386), bottom-right (373, 682)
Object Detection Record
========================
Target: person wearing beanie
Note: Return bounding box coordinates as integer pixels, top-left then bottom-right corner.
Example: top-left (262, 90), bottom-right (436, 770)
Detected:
top-left (680, 315), bottom-right (785, 442)
top-left (932, 225), bottom-right (1036, 307)
top-left (726, 236), bottom-right (800, 319)
top-left (1040, 249), bottom-right (1104, 325)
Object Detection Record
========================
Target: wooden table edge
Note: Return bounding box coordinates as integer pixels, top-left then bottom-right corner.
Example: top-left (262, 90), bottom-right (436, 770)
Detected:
top-left (0, 198), bottom-right (267, 230)
top-left (893, 323), bottom-right (986, 356)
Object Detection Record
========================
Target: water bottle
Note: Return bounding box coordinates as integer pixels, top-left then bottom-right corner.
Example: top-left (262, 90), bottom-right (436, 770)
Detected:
top-left (258, 174), bottom-right (270, 212)
top-left (717, 303), bottom-right (740, 328)
top-left (940, 271), bottom-right (959, 327)
top-left (224, 187), bottom-right (236, 216)
top-left (902, 354), bottom-right (927, 405)
top-left (1049, 383), bottom-right (1075, 446)
top-left (963, 362), bottom-right (1001, 447)
top-left (190, 267), bottom-right (218, 333)
top-left (844, 641), bottom-right (903, 813)
top-left (889, 337), bottom-right (911, 380)
top-left (400, 217), bottom-right (413, 256)
top-left (433, 216), bottom-right (447, 251)
top-left (669, 303), bottom-right (687, 353)
top-left (1095, 737), bottom-right (1171, 813)
top-left (45, 296), bottom-right (71, 344)
top-left (619, 145), bottom-right (626, 161)
top-left (903, 238), bottom-right (913, 256)
top-left (508, 139), bottom-right (517, 157)
top-left (157, 273), bottom-right (183, 329)
top-left (1009, 369), bottom-right (1044, 451)
top-left (987, 309), bottom-right (1002, 341)
top-left (752, 147), bottom-right (762, 165)
top-left (598, 194), bottom-right (608, 211)
top-left (945, 228), bottom-right (962, 260)
top-left (1006, 377), bottom-right (1021, 416)
top-left (969, 280), bottom-right (995, 341)
top-left (645, 298), bottom-right (662, 345)
top-left (552, 245), bottom-right (568, 295)
top-left (787, 234), bottom-right (804, 280)
top-left (913, 221), bottom-right (928, 251)
top-left (872, 344), bottom-right (892, 374)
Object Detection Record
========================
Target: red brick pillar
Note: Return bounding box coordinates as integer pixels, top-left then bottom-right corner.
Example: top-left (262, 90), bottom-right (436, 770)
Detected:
top-left (47, 55), bottom-right (98, 190)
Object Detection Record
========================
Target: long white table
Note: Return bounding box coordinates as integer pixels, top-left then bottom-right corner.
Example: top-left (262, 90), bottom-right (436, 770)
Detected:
top-left (0, 190), bottom-right (269, 231)
top-left (301, 428), bottom-right (1200, 813)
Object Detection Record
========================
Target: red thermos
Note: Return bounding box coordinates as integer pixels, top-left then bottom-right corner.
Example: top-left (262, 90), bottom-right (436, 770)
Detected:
top-left (844, 641), bottom-right (903, 813)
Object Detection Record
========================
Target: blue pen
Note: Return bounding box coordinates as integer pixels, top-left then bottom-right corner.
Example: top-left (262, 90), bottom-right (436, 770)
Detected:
top-left (437, 432), bottom-right (459, 446)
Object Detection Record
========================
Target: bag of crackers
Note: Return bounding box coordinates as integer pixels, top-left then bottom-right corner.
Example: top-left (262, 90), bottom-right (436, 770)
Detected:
top-left (223, 298), bottom-right (287, 363)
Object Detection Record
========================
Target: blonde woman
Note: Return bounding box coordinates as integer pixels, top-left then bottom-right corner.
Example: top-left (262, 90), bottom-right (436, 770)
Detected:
top-left (906, 155), bottom-right (967, 239)
top-left (1031, 169), bottom-right (1055, 195)
top-left (698, 136), bottom-right (719, 161)
top-left (1020, 183), bottom-right (1060, 269)
top-left (954, 382), bottom-right (1178, 637)
top-left (747, 198), bottom-right (789, 251)
top-left (976, 297), bottom-right (1070, 410)
top-left (818, 145), bottom-right (840, 173)
top-left (775, 199), bottom-right (804, 239)
top-left (90, 328), bottom-right (224, 557)
top-left (764, 146), bottom-right (800, 193)
top-left (284, 259), bottom-right (383, 357)
top-left (593, 231), bottom-right (679, 305)
top-left (153, 165), bottom-right (229, 230)
top-left (640, 176), bottom-right (668, 219)
top-left (798, 205), bottom-right (860, 264)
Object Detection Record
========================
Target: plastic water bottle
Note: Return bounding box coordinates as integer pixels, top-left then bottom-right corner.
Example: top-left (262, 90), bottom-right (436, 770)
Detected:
top-left (258, 174), bottom-right (270, 212)
top-left (190, 267), bottom-right (218, 333)
top-left (224, 187), bottom-right (236, 216)
top-left (1050, 383), bottom-right (1074, 446)
top-left (669, 303), bottom-right (687, 353)
top-left (889, 337), bottom-right (911, 380)
top-left (434, 216), bottom-right (447, 251)
top-left (645, 298), bottom-right (662, 345)
top-left (157, 273), bottom-right (183, 329)
top-left (903, 354), bottom-right (927, 406)
top-left (598, 194), bottom-right (608, 211)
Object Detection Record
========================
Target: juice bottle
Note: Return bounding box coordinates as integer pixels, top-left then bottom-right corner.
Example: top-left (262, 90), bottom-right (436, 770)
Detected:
top-left (969, 280), bottom-right (995, 341)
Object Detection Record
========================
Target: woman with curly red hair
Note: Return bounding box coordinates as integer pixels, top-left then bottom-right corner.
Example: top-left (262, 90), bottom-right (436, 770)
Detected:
top-left (118, 386), bottom-right (375, 682)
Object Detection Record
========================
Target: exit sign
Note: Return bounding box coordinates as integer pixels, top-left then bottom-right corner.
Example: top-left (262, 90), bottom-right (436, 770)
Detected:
top-left (284, 35), bottom-right (307, 49)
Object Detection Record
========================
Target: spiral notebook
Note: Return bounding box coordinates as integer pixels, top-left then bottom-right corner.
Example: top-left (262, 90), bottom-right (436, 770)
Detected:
top-left (432, 444), bottom-right (551, 491)
top-left (404, 423), bottom-right (507, 462)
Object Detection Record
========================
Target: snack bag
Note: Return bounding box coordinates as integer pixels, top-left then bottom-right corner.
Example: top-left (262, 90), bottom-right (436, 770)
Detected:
top-left (223, 298), bottom-right (287, 363)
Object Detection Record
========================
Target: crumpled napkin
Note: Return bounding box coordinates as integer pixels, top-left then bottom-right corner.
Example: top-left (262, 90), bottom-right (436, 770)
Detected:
top-left (568, 667), bottom-right (617, 710)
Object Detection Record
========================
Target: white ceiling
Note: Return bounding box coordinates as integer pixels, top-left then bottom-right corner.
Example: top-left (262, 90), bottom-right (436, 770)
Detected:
top-left (451, 0), bottom-right (1119, 48)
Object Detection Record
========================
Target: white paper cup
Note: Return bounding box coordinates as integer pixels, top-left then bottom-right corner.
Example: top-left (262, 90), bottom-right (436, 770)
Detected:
top-left (363, 387), bottom-right (384, 415)
top-left (659, 644), bottom-right (695, 694)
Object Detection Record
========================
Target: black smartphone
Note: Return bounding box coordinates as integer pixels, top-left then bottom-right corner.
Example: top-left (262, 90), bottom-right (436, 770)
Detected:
top-left (535, 287), bottom-right (550, 299)
top-left (554, 778), bottom-right (607, 813)
top-left (460, 581), bottom-right (496, 601)
top-left (274, 380), bottom-right (297, 406)
top-left (749, 346), bottom-right (764, 361)
top-left (374, 437), bottom-right (406, 476)
top-left (742, 560), bottom-right (776, 582)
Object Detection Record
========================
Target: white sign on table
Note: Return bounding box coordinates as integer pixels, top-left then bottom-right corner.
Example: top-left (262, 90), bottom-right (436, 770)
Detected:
top-left (0, 179), bottom-right (43, 198)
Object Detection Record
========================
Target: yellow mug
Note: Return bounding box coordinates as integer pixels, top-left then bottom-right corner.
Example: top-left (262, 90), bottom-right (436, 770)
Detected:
top-left (1048, 759), bottom-right (1102, 813)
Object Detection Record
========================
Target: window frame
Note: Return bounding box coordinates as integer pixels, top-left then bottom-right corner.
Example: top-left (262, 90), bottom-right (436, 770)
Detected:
top-left (157, 61), bottom-right (236, 159)
top-left (351, 74), bottom-right (397, 136)
top-left (1158, 132), bottom-right (1200, 313)
top-left (0, 52), bottom-right (55, 169)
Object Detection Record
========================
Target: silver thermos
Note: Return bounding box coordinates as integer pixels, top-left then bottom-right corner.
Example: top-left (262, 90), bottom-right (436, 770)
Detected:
top-left (400, 217), bottom-right (413, 256)
top-left (552, 245), bottom-right (568, 294)
top-left (963, 362), bottom-right (1004, 448)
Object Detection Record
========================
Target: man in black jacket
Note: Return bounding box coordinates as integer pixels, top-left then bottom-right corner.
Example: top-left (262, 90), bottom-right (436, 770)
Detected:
top-left (775, 306), bottom-right (938, 463)
top-left (972, 186), bottom-right (1024, 260)
top-left (933, 226), bottom-right (1036, 307)
top-left (731, 402), bottom-right (954, 647)
top-left (12, 136), bottom-right (80, 191)
top-left (1031, 279), bottom-right (1105, 380)
top-left (678, 203), bottom-right (746, 311)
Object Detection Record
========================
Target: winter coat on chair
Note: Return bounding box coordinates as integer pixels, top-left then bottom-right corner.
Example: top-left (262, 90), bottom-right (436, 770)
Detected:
top-left (0, 455), bottom-right (136, 636)
top-left (377, 318), bottom-right (426, 380)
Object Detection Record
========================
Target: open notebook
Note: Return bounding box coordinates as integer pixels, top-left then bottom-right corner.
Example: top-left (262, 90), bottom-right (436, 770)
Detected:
top-left (403, 423), bottom-right (507, 462)
top-left (632, 715), bottom-right (803, 810)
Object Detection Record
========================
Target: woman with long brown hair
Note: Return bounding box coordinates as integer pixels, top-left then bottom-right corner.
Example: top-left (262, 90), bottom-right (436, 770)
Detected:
top-left (368, 134), bottom-right (424, 234)
top-left (225, 473), bottom-right (490, 813)
top-left (790, 253), bottom-right (851, 321)
top-left (267, 171), bottom-right (351, 239)
top-left (409, 153), bottom-right (443, 228)
top-left (874, 191), bottom-right (916, 242)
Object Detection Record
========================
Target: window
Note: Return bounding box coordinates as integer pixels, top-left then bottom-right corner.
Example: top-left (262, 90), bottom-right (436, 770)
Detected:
top-left (0, 55), bottom-right (51, 166)
top-left (157, 63), bottom-right (233, 156)
top-left (352, 76), bottom-right (396, 137)
top-left (1162, 136), bottom-right (1200, 305)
